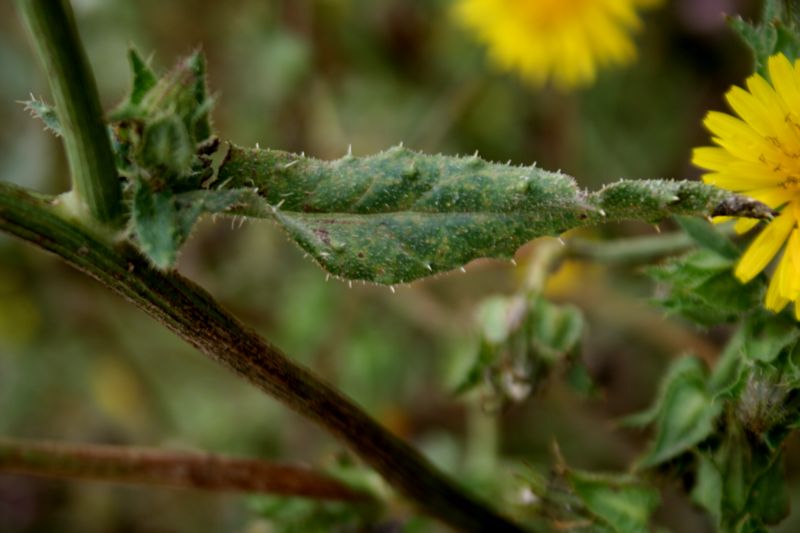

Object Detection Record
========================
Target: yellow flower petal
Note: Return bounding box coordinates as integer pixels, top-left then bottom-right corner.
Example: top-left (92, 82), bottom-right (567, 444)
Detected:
top-left (735, 208), bottom-right (795, 283)
top-left (453, 0), bottom-right (662, 89)
top-left (734, 217), bottom-right (760, 234)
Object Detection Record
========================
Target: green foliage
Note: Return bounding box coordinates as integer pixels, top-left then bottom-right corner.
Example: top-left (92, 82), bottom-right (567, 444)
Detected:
top-left (623, 356), bottom-right (721, 468)
top-left (692, 423), bottom-right (790, 532)
top-left (218, 145), bottom-right (760, 284)
top-left (647, 219), bottom-right (762, 326)
top-left (106, 50), bottom-right (249, 268)
top-left (520, 458), bottom-right (660, 533)
top-left (456, 293), bottom-right (585, 408)
top-left (729, 0), bottom-right (800, 73)
top-left (249, 496), bottom-right (380, 533)
top-left (648, 249), bottom-right (763, 326)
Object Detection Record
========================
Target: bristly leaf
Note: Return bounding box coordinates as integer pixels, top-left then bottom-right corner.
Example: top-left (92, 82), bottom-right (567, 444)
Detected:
top-left (647, 249), bottom-right (763, 326)
top-left (127, 47), bottom-right (157, 106)
top-left (729, 0), bottom-right (800, 74)
top-left (109, 51), bottom-right (227, 268)
top-left (218, 145), bottom-right (768, 285)
top-left (22, 96), bottom-right (62, 137)
top-left (131, 180), bottom-right (254, 269)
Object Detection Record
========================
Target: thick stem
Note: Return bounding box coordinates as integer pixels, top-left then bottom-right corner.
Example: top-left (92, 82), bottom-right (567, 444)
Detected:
top-left (0, 181), bottom-right (526, 533)
top-left (0, 437), bottom-right (369, 501)
top-left (18, 0), bottom-right (122, 225)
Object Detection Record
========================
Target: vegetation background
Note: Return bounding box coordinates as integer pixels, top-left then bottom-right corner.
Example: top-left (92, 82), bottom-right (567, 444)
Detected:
top-left (0, 0), bottom-right (787, 531)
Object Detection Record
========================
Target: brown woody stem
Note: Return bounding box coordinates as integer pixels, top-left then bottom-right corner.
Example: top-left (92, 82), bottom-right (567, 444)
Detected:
top-left (0, 181), bottom-right (527, 532)
top-left (0, 437), bottom-right (369, 501)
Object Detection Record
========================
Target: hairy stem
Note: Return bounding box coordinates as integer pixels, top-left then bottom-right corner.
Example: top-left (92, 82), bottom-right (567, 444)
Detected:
top-left (0, 181), bottom-right (526, 533)
top-left (17, 0), bottom-right (122, 225)
top-left (0, 437), bottom-right (369, 501)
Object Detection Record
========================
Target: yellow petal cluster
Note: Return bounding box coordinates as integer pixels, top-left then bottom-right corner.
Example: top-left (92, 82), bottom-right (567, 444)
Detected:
top-left (453, 0), bottom-right (662, 89)
top-left (693, 54), bottom-right (800, 319)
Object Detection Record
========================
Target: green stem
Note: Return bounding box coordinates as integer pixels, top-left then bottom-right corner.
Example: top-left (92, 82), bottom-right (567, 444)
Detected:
top-left (18, 0), bottom-right (122, 225)
top-left (0, 437), bottom-right (369, 501)
top-left (566, 232), bottom-right (695, 264)
top-left (0, 181), bottom-right (527, 533)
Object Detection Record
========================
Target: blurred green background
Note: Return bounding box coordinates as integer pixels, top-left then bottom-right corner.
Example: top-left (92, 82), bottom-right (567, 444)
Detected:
top-left (2, 0), bottom-right (795, 531)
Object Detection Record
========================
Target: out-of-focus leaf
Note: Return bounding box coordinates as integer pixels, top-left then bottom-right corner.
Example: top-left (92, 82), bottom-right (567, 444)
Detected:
top-left (729, 1), bottom-right (800, 75)
top-left (623, 356), bottom-right (720, 468)
top-left (566, 470), bottom-right (660, 533)
top-left (456, 294), bottom-right (584, 407)
top-left (729, 16), bottom-right (778, 74)
top-left (648, 249), bottom-right (763, 326)
top-left (692, 423), bottom-right (789, 531)
top-left (742, 314), bottom-right (800, 364)
top-left (519, 459), bottom-right (659, 533)
top-left (675, 216), bottom-right (738, 259)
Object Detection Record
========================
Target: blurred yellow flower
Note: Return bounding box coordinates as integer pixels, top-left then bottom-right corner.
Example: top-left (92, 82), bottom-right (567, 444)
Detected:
top-left (693, 53), bottom-right (800, 319)
top-left (453, 0), bottom-right (662, 89)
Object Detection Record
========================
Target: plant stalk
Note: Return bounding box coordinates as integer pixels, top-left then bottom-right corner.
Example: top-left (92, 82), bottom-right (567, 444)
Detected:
top-left (18, 0), bottom-right (122, 225)
top-left (0, 437), bottom-right (369, 501)
top-left (0, 181), bottom-right (527, 533)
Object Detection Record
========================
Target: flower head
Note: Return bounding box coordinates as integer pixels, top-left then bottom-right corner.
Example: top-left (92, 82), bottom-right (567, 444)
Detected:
top-left (453, 0), bottom-right (662, 89)
top-left (693, 53), bottom-right (800, 319)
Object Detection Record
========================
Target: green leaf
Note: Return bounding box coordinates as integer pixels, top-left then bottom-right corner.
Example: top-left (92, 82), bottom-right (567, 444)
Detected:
top-left (131, 181), bottom-right (253, 269)
top-left (648, 249), bottom-right (763, 327)
top-left (693, 423), bottom-right (789, 531)
top-left (743, 314), bottom-right (800, 363)
top-left (692, 453), bottom-right (723, 526)
top-left (455, 294), bottom-right (585, 405)
top-left (729, 16), bottom-right (778, 74)
top-left (250, 495), bottom-right (378, 533)
top-left (22, 96), bottom-right (62, 137)
top-left (218, 145), bottom-right (763, 285)
top-left (139, 115), bottom-right (194, 175)
top-left (127, 47), bottom-right (157, 106)
top-left (566, 470), bottom-right (660, 533)
top-left (675, 216), bottom-right (738, 259)
top-left (729, 1), bottom-right (800, 73)
top-left (624, 356), bottom-right (720, 468)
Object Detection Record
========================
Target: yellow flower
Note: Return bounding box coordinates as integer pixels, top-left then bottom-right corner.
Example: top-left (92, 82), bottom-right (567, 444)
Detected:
top-left (693, 53), bottom-right (800, 319)
top-left (453, 0), bottom-right (662, 89)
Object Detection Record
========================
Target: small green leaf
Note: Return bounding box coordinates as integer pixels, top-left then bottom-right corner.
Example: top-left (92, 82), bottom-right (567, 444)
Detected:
top-left (624, 356), bottom-right (720, 468)
top-left (456, 295), bottom-right (585, 405)
top-left (743, 315), bottom-right (800, 363)
top-left (694, 423), bottom-right (789, 531)
top-left (140, 115), bottom-right (194, 175)
top-left (648, 249), bottom-right (763, 326)
top-left (675, 216), bottom-right (738, 259)
top-left (692, 453), bottom-right (723, 526)
top-left (22, 96), bottom-right (62, 137)
top-left (132, 181), bottom-right (253, 268)
top-left (729, 16), bottom-right (778, 74)
top-left (566, 470), bottom-right (660, 533)
top-left (127, 47), bottom-right (157, 105)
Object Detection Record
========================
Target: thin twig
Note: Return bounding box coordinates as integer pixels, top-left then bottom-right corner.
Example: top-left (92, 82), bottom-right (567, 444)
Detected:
top-left (0, 437), bottom-right (370, 501)
top-left (0, 182), bottom-right (527, 533)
